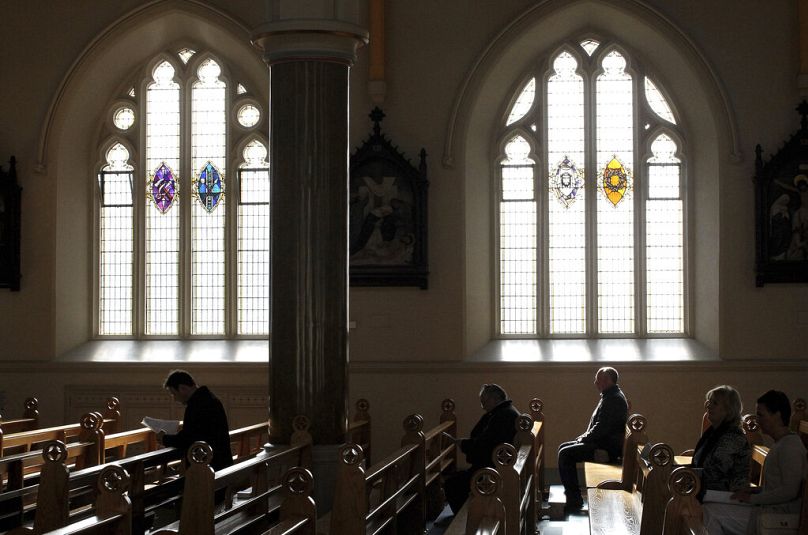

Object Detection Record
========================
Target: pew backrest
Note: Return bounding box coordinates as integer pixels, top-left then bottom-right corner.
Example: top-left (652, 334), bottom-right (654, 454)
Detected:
top-left (0, 398), bottom-right (40, 436)
top-left (596, 413), bottom-right (648, 491)
top-left (465, 468), bottom-right (505, 535)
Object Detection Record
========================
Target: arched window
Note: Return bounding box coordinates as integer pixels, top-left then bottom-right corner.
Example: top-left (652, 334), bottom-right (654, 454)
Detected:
top-left (96, 49), bottom-right (269, 338)
top-left (497, 38), bottom-right (686, 337)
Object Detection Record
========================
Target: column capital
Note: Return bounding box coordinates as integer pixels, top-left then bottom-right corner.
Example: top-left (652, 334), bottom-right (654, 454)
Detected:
top-left (253, 20), bottom-right (368, 65)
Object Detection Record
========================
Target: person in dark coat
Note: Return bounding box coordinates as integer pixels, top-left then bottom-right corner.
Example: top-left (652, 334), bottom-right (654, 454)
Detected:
top-left (557, 367), bottom-right (628, 512)
top-left (158, 369), bottom-right (233, 472)
top-left (444, 383), bottom-right (520, 514)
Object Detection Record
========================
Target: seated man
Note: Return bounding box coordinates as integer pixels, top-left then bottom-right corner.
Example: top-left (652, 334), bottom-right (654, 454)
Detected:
top-left (158, 369), bottom-right (233, 472)
top-left (444, 384), bottom-right (520, 514)
top-left (557, 366), bottom-right (628, 512)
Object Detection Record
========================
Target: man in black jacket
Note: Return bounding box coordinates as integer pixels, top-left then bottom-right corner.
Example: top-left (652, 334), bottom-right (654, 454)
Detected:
top-left (444, 384), bottom-right (520, 514)
top-left (557, 367), bottom-right (628, 512)
top-left (158, 370), bottom-right (233, 472)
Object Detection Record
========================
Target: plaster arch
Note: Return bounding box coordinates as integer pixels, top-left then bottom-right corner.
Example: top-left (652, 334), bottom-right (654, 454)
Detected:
top-left (449, 0), bottom-right (728, 355)
top-left (45, 1), bottom-right (268, 354)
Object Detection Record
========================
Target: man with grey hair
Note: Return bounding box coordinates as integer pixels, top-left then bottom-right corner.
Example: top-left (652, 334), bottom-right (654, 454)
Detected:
top-left (557, 367), bottom-right (628, 513)
top-left (444, 383), bottom-right (520, 514)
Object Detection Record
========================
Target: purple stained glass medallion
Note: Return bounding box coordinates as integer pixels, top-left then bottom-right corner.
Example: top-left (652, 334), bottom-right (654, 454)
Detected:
top-left (550, 156), bottom-right (584, 208)
top-left (150, 163), bottom-right (177, 213)
top-left (196, 162), bottom-right (224, 213)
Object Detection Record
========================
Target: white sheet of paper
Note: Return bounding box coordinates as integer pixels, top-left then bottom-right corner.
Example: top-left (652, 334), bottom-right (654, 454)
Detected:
top-left (141, 416), bottom-right (180, 434)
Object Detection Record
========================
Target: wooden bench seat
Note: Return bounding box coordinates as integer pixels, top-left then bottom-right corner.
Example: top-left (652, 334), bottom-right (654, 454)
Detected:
top-left (588, 442), bottom-right (675, 535)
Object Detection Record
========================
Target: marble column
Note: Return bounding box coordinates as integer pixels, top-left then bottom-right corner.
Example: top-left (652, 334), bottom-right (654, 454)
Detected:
top-left (253, 9), bottom-right (367, 511)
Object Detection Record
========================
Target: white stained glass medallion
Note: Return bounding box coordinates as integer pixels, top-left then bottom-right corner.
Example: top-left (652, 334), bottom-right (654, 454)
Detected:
top-left (506, 78), bottom-right (536, 126)
top-left (178, 48), bottom-right (196, 64)
top-left (550, 156), bottom-right (584, 208)
top-left (580, 39), bottom-right (600, 56)
top-left (644, 77), bottom-right (676, 124)
top-left (237, 83), bottom-right (247, 95)
top-left (128, 87), bottom-right (135, 98)
top-left (113, 107), bottom-right (135, 130)
top-left (237, 104), bottom-right (261, 128)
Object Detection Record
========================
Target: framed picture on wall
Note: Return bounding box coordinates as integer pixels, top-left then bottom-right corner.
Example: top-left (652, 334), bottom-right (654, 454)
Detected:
top-left (754, 102), bottom-right (808, 286)
top-left (349, 108), bottom-right (429, 289)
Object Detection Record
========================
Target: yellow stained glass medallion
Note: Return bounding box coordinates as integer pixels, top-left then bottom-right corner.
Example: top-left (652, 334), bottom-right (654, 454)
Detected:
top-left (601, 156), bottom-right (631, 206)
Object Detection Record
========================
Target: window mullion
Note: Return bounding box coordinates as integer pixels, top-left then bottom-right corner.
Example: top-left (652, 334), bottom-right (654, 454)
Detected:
top-left (538, 75), bottom-right (549, 337)
top-left (585, 67), bottom-right (597, 337)
top-left (181, 77), bottom-right (192, 338)
top-left (635, 78), bottom-right (648, 337)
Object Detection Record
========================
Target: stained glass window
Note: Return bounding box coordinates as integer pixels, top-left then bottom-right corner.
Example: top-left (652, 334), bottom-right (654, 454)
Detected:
top-left (496, 40), bottom-right (686, 338)
top-left (237, 84), bottom-right (247, 95)
top-left (97, 50), bottom-right (268, 339)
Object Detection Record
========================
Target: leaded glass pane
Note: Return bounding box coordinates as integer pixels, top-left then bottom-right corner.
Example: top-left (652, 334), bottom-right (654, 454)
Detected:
top-left (596, 50), bottom-right (634, 334)
top-left (500, 135), bottom-right (537, 334)
top-left (501, 135), bottom-right (534, 200)
top-left (644, 77), bottom-right (676, 124)
top-left (238, 141), bottom-right (270, 335)
top-left (580, 39), bottom-right (600, 56)
top-left (237, 83), bottom-right (247, 95)
top-left (237, 104), bottom-right (260, 128)
top-left (647, 134), bottom-right (680, 199)
top-left (191, 59), bottom-right (227, 335)
top-left (506, 78), bottom-right (536, 126)
top-left (145, 61), bottom-right (180, 335)
top-left (178, 48), bottom-right (195, 64)
top-left (547, 51), bottom-right (586, 334)
top-left (113, 107), bottom-right (135, 130)
top-left (99, 144), bottom-right (134, 336)
top-left (646, 134), bottom-right (684, 333)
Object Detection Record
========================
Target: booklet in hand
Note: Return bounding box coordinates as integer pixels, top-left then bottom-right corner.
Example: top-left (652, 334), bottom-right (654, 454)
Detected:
top-left (141, 416), bottom-right (181, 434)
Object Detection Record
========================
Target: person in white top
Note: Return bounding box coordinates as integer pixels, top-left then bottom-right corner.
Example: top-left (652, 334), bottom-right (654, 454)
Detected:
top-left (704, 390), bottom-right (808, 535)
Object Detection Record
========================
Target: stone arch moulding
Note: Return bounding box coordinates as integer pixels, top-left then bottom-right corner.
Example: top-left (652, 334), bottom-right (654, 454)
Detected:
top-left (441, 0), bottom-right (742, 170)
top-left (35, 0), bottom-right (258, 174)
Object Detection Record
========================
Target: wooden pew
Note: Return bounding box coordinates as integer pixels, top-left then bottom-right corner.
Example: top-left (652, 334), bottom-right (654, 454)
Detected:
top-left (1, 397), bottom-right (121, 457)
top-left (587, 442), bottom-right (676, 535)
top-left (490, 414), bottom-right (538, 535)
top-left (150, 443), bottom-right (315, 535)
top-left (0, 399), bottom-right (40, 436)
top-left (663, 466), bottom-right (706, 535)
top-left (346, 398), bottom-right (371, 465)
top-left (444, 408), bottom-right (544, 535)
top-left (586, 414), bottom-right (648, 491)
top-left (458, 468), bottom-right (506, 535)
top-left (424, 398), bottom-right (458, 518)
top-left (330, 414), bottom-right (427, 535)
top-left (2, 417), bottom-right (310, 535)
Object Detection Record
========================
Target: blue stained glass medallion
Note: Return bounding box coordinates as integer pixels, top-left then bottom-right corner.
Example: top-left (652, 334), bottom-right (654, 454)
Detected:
top-left (196, 161), bottom-right (224, 213)
top-left (550, 156), bottom-right (584, 208)
top-left (150, 163), bottom-right (177, 213)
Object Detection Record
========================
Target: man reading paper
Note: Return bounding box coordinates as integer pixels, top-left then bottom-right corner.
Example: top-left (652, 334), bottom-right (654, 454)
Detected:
top-left (159, 369), bottom-right (233, 471)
